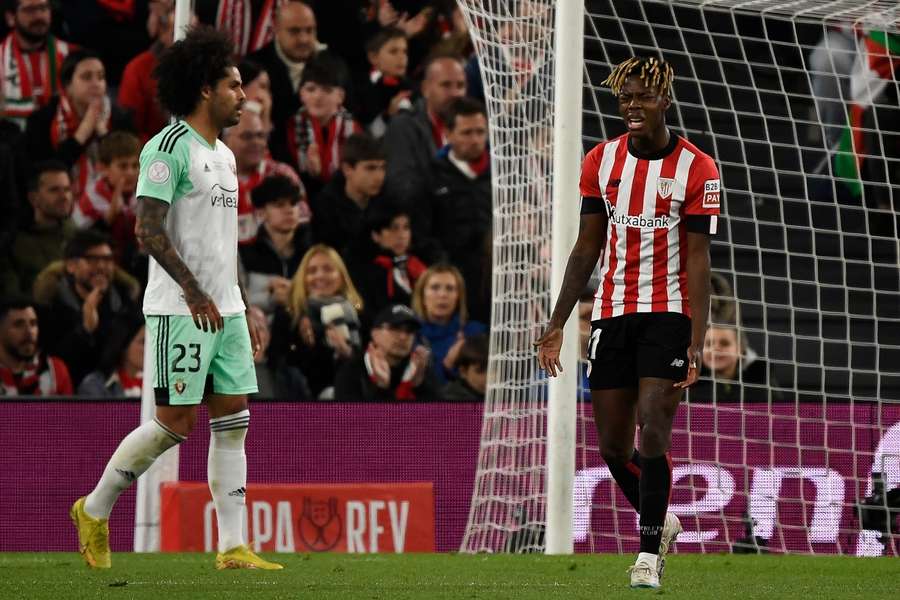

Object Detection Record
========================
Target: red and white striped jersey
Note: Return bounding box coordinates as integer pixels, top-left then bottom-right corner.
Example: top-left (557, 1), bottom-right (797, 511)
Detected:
top-left (580, 133), bottom-right (721, 319)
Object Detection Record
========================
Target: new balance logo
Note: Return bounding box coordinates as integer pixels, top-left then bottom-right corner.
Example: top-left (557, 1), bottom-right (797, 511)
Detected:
top-left (115, 468), bottom-right (137, 482)
top-left (228, 487), bottom-right (247, 498)
top-left (670, 358), bottom-right (685, 367)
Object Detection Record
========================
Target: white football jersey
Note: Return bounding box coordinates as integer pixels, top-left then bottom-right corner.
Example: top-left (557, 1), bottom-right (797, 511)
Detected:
top-left (137, 121), bottom-right (245, 316)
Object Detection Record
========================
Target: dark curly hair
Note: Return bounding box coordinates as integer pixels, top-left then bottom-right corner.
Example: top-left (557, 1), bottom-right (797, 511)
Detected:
top-left (153, 25), bottom-right (236, 118)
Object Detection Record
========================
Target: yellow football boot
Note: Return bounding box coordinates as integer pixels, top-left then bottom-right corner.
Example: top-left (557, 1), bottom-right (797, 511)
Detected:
top-left (70, 496), bottom-right (111, 569)
top-left (215, 545), bottom-right (284, 570)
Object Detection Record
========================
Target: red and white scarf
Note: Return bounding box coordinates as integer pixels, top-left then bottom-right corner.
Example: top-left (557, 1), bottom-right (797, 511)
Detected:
top-left (373, 254), bottom-right (427, 299)
top-left (0, 33), bottom-right (70, 128)
top-left (50, 93), bottom-right (111, 198)
top-left (0, 354), bottom-right (72, 396)
top-left (216, 0), bottom-right (286, 57)
top-left (116, 368), bottom-right (143, 397)
top-left (286, 108), bottom-right (361, 181)
top-left (73, 174), bottom-right (137, 229)
top-left (363, 347), bottom-right (418, 401)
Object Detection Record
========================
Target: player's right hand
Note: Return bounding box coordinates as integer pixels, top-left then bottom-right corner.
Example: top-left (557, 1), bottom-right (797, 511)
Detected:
top-left (184, 283), bottom-right (223, 332)
top-left (534, 327), bottom-right (563, 377)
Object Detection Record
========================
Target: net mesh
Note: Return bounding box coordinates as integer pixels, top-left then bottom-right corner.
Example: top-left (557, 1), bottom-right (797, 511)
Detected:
top-left (460, 0), bottom-right (900, 555)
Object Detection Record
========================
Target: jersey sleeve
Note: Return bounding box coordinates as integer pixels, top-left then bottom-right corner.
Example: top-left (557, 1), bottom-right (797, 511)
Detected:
top-left (136, 142), bottom-right (187, 204)
top-left (579, 144), bottom-right (603, 198)
top-left (683, 155), bottom-right (721, 234)
top-left (580, 144), bottom-right (606, 215)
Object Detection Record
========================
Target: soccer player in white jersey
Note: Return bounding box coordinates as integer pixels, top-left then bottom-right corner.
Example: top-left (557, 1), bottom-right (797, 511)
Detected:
top-left (536, 57), bottom-right (721, 589)
top-left (70, 26), bottom-right (282, 571)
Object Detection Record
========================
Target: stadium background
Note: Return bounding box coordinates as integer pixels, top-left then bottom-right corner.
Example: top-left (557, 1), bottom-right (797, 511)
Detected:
top-left (0, 0), bottom-right (897, 558)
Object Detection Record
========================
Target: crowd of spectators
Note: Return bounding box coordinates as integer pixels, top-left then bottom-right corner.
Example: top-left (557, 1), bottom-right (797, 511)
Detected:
top-left (0, 0), bottom-right (491, 401)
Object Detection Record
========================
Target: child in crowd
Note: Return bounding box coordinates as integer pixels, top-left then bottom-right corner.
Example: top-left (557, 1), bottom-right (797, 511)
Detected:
top-left (358, 27), bottom-right (414, 137)
top-left (440, 334), bottom-right (488, 401)
top-left (349, 200), bottom-right (427, 317)
top-left (283, 53), bottom-right (361, 197)
top-left (72, 131), bottom-right (142, 271)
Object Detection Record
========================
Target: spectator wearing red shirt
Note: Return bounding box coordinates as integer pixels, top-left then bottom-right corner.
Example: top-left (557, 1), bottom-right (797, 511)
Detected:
top-left (0, 296), bottom-right (73, 396)
top-left (117, 0), bottom-right (182, 142)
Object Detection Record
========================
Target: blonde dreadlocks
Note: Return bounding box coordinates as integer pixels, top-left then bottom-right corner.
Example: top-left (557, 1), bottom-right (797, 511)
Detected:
top-left (602, 56), bottom-right (674, 98)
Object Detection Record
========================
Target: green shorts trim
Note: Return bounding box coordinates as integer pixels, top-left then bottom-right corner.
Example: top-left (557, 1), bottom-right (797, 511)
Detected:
top-left (146, 314), bottom-right (258, 406)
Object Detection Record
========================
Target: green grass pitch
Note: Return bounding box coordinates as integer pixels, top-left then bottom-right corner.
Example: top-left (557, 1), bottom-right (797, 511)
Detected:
top-left (1, 552), bottom-right (895, 599)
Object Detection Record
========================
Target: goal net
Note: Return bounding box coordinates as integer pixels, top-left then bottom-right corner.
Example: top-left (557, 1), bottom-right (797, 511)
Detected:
top-left (459, 0), bottom-right (900, 555)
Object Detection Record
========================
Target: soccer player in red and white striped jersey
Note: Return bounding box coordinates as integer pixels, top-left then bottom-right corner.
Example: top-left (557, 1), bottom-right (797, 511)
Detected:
top-left (536, 57), bottom-right (721, 590)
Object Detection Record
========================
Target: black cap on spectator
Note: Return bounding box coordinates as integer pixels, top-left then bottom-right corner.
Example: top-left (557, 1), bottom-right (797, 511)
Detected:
top-left (372, 303), bottom-right (421, 331)
top-left (64, 229), bottom-right (110, 259)
top-left (251, 175), bottom-right (304, 209)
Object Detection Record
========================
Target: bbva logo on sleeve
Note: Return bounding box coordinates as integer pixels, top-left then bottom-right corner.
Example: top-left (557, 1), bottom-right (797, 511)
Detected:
top-left (702, 179), bottom-right (720, 208)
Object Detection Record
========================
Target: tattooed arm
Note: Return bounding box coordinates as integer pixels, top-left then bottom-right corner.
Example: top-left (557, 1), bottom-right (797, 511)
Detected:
top-left (136, 196), bottom-right (223, 332)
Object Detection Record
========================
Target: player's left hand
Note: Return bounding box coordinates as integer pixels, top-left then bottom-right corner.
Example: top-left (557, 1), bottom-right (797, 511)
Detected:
top-left (534, 326), bottom-right (563, 377)
top-left (674, 344), bottom-right (702, 389)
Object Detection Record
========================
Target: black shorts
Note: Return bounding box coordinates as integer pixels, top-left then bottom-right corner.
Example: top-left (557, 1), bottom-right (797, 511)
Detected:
top-left (587, 312), bottom-right (692, 390)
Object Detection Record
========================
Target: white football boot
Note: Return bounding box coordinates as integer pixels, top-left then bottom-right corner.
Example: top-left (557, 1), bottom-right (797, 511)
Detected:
top-left (628, 553), bottom-right (660, 589)
top-left (657, 513), bottom-right (683, 581)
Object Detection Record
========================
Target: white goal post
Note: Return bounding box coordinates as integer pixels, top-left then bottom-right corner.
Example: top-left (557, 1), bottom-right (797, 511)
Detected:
top-left (459, 0), bottom-right (899, 555)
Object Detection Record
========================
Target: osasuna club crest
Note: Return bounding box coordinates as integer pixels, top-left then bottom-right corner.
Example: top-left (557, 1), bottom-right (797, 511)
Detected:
top-left (174, 378), bottom-right (186, 395)
top-left (657, 177), bottom-right (674, 199)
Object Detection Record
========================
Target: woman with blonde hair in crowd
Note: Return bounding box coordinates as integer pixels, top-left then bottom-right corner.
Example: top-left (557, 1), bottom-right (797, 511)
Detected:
top-left (412, 264), bottom-right (487, 386)
top-left (268, 244), bottom-right (364, 399)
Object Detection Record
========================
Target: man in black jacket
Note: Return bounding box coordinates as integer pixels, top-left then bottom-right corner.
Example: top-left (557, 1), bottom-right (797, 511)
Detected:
top-left (38, 229), bottom-right (138, 386)
top-left (246, 0), bottom-right (322, 133)
top-left (239, 175), bottom-right (312, 318)
top-left (313, 133), bottom-right (386, 256)
top-left (426, 97), bottom-right (491, 322)
top-left (334, 304), bottom-right (439, 402)
top-left (383, 54), bottom-right (466, 207)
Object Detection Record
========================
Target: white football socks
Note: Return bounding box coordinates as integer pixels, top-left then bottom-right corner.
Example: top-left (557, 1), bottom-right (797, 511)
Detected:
top-left (208, 410), bottom-right (250, 553)
top-left (84, 419), bottom-right (185, 519)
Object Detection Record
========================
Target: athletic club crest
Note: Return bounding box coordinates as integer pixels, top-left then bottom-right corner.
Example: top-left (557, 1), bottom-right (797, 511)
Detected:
top-left (657, 178), bottom-right (674, 199)
top-left (174, 378), bottom-right (186, 395)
